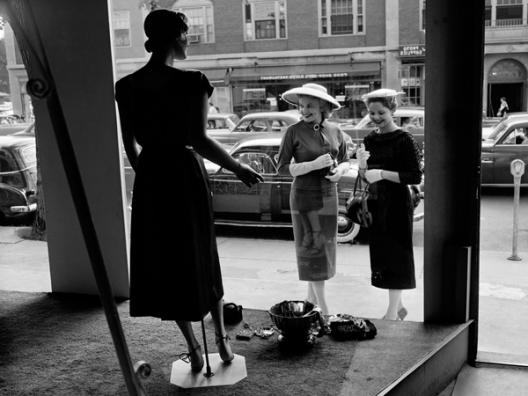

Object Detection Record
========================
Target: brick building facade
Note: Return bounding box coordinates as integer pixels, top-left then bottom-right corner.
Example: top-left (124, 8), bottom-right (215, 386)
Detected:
top-left (4, 0), bottom-right (528, 119)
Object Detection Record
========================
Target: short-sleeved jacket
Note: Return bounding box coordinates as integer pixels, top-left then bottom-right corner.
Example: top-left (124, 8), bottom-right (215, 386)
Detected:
top-left (277, 120), bottom-right (348, 190)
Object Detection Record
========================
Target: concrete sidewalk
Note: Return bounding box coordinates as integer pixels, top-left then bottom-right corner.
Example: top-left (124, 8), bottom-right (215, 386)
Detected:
top-left (1, 226), bottom-right (528, 358)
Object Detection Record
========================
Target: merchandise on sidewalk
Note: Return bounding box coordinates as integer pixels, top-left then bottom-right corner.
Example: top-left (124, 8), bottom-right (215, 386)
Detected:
top-left (328, 313), bottom-right (377, 341)
top-left (268, 300), bottom-right (325, 346)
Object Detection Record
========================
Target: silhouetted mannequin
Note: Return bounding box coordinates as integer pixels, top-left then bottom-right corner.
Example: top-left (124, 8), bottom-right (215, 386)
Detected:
top-left (115, 9), bottom-right (262, 372)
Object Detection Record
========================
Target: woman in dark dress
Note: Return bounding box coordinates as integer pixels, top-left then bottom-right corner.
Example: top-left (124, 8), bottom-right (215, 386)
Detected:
top-left (356, 89), bottom-right (422, 321)
top-left (115, 9), bottom-right (262, 372)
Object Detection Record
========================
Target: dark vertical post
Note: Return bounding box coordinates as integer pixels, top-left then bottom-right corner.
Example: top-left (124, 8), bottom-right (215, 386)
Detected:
top-left (424, 0), bottom-right (485, 364)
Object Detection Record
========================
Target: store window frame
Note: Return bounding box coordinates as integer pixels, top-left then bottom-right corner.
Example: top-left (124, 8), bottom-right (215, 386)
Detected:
top-left (112, 10), bottom-right (131, 48)
top-left (173, 0), bottom-right (215, 44)
top-left (319, 0), bottom-right (365, 37)
top-left (243, 0), bottom-right (288, 41)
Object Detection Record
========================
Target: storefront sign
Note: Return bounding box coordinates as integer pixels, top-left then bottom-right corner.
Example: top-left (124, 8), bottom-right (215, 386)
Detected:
top-left (401, 77), bottom-right (422, 87)
top-left (399, 45), bottom-right (426, 58)
top-left (260, 72), bottom-right (349, 81)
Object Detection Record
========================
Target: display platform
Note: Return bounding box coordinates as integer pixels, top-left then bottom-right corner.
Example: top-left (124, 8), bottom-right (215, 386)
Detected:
top-left (170, 353), bottom-right (247, 388)
top-left (0, 291), bottom-right (469, 395)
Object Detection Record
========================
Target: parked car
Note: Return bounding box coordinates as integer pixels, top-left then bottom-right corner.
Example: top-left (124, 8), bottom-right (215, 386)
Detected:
top-left (328, 99), bottom-right (367, 128)
top-left (206, 113), bottom-right (239, 133)
top-left (481, 112), bottom-right (528, 186)
top-left (0, 133), bottom-right (37, 224)
top-left (207, 111), bottom-right (301, 148)
top-left (342, 107), bottom-right (425, 151)
top-left (205, 134), bottom-right (423, 243)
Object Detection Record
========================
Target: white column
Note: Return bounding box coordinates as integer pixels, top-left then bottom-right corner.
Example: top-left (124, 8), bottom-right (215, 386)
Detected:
top-left (491, 0), bottom-right (497, 27)
top-left (384, 0), bottom-right (400, 89)
top-left (10, 0), bottom-right (130, 297)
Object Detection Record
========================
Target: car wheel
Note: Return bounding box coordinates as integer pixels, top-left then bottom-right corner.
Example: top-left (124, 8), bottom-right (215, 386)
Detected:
top-left (337, 212), bottom-right (360, 244)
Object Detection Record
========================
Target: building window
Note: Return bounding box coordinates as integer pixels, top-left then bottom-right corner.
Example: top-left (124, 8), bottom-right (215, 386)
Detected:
top-left (420, 0), bottom-right (426, 31)
top-left (244, 0), bottom-right (287, 40)
top-left (400, 64), bottom-right (425, 106)
top-left (173, 0), bottom-right (215, 43)
top-left (112, 11), bottom-right (131, 47)
top-left (485, 0), bottom-right (492, 26)
top-left (320, 0), bottom-right (364, 36)
top-left (495, 0), bottom-right (523, 26)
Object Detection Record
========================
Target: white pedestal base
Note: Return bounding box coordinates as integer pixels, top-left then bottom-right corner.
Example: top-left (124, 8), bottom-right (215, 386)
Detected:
top-left (170, 353), bottom-right (247, 388)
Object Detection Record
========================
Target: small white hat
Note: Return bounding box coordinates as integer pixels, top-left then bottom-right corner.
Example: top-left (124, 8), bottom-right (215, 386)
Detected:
top-left (361, 88), bottom-right (405, 100)
top-left (281, 83), bottom-right (341, 110)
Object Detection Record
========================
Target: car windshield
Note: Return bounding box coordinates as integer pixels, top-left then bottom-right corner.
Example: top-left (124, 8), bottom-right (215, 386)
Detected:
top-left (486, 120), bottom-right (510, 141)
top-left (20, 145), bottom-right (37, 167)
top-left (233, 119), bottom-right (268, 132)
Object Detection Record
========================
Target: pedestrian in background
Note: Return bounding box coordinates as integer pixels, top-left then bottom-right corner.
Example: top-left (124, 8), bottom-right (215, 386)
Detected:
top-left (115, 9), bottom-right (262, 372)
top-left (356, 88), bottom-right (422, 321)
top-left (497, 96), bottom-right (509, 117)
top-left (278, 83), bottom-right (350, 316)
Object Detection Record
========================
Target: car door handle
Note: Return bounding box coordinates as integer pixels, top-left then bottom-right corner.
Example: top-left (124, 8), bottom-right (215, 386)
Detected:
top-left (481, 159), bottom-right (494, 164)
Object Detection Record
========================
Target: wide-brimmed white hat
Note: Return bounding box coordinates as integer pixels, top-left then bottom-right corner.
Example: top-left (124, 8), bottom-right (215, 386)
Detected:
top-left (281, 83), bottom-right (341, 110)
top-left (361, 88), bottom-right (405, 101)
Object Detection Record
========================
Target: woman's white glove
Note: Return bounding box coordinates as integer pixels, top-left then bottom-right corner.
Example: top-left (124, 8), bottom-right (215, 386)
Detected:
top-left (356, 143), bottom-right (370, 169)
top-left (364, 169), bottom-right (383, 184)
top-left (289, 153), bottom-right (334, 177)
top-left (325, 161), bottom-right (350, 182)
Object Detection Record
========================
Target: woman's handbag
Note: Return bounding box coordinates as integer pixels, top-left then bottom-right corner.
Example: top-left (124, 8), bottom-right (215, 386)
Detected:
top-left (329, 314), bottom-right (377, 341)
top-left (223, 302), bottom-right (243, 325)
top-left (345, 175), bottom-right (373, 228)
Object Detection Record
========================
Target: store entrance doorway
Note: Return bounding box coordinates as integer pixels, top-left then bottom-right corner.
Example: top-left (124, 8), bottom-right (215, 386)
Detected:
top-left (487, 82), bottom-right (524, 116)
top-left (486, 58), bottom-right (527, 116)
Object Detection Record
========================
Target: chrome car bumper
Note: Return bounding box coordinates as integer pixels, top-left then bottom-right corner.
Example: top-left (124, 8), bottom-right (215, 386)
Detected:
top-left (10, 203), bottom-right (37, 213)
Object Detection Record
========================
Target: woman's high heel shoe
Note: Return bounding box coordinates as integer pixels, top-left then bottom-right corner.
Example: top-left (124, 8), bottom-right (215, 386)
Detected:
top-left (215, 333), bottom-right (234, 363)
top-left (398, 307), bottom-right (408, 321)
top-left (179, 343), bottom-right (204, 372)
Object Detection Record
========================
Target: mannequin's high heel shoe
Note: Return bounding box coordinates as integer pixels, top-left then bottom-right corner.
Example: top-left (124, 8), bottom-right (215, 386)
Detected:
top-left (215, 333), bottom-right (234, 363)
top-left (178, 343), bottom-right (204, 372)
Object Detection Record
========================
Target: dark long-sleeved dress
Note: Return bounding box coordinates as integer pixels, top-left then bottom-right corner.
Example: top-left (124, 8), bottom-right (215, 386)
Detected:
top-left (115, 64), bottom-right (223, 321)
top-left (278, 120), bottom-right (348, 281)
top-left (363, 129), bottom-right (422, 289)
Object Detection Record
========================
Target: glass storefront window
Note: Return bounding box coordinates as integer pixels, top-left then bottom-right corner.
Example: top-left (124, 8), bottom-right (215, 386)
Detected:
top-left (400, 64), bottom-right (425, 106)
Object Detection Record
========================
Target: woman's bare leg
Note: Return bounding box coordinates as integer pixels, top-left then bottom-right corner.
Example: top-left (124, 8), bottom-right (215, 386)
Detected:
top-left (306, 282), bottom-right (316, 304)
top-left (309, 280), bottom-right (329, 315)
top-left (383, 289), bottom-right (402, 320)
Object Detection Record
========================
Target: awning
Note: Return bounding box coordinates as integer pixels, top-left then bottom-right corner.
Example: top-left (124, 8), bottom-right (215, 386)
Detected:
top-left (230, 62), bottom-right (380, 82)
top-left (202, 68), bottom-right (229, 85)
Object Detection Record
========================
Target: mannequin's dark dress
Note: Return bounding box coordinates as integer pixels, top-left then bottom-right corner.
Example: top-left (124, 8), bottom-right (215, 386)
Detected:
top-left (363, 129), bottom-right (422, 289)
top-left (115, 64), bottom-right (223, 321)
